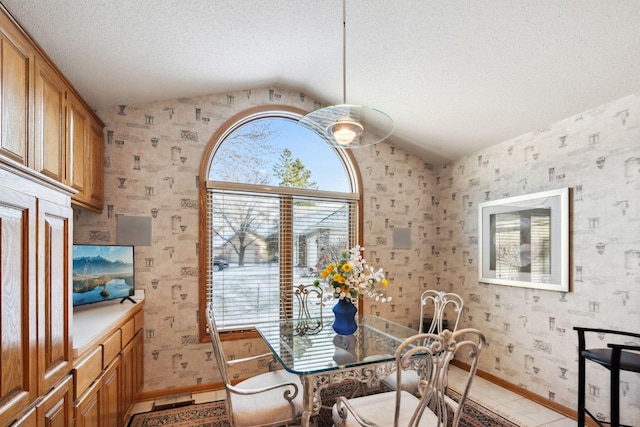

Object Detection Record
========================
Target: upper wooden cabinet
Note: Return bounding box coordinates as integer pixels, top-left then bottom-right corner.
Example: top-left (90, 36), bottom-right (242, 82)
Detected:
top-left (0, 4), bottom-right (104, 212)
top-left (0, 10), bottom-right (32, 166)
top-left (68, 91), bottom-right (104, 212)
top-left (33, 53), bottom-right (66, 183)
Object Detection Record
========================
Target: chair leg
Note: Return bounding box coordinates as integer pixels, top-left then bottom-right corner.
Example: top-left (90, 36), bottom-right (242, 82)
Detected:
top-left (611, 348), bottom-right (621, 427)
top-left (578, 352), bottom-right (586, 427)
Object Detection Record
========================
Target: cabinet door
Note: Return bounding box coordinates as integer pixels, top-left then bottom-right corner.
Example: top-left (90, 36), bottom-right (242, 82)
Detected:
top-left (33, 54), bottom-right (66, 182)
top-left (38, 375), bottom-right (73, 427)
top-left (67, 92), bottom-right (88, 198)
top-left (0, 184), bottom-right (37, 425)
top-left (133, 331), bottom-right (144, 398)
top-left (74, 379), bottom-right (102, 427)
top-left (10, 407), bottom-right (36, 427)
top-left (119, 339), bottom-right (134, 423)
top-left (0, 11), bottom-right (32, 166)
top-left (85, 120), bottom-right (104, 212)
top-left (37, 198), bottom-right (72, 394)
top-left (102, 357), bottom-right (120, 427)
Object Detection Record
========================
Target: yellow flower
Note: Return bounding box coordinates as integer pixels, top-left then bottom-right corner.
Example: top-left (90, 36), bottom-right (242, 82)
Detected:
top-left (333, 274), bottom-right (346, 284)
top-left (326, 264), bottom-right (335, 273)
top-left (341, 263), bottom-right (352, 273)
top-left (320, 269), bottom-right (330, 279)
top-left (382, 278), bottom-right (388, 287)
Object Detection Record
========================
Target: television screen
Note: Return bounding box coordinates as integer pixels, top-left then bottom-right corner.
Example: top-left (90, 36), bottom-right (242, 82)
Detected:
top-left (72, 244), bottom-right (135, 306)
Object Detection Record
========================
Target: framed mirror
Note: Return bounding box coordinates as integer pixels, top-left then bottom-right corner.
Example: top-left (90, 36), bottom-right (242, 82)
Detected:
top-left (478, 188), bottom-right (569, 292)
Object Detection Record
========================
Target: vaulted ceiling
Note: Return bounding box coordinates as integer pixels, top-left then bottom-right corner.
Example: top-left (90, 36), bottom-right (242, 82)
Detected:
top-left (3, 0), bottom-right (639, 163)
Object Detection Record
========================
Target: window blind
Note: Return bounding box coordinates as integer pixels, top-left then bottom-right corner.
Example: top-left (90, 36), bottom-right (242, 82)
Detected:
top-left (207, 187), bottom-right (357, 330)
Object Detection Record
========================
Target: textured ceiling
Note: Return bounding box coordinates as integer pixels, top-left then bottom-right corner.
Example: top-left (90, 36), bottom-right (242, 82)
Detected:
top-left (3, 0), bottom-right (639, 163)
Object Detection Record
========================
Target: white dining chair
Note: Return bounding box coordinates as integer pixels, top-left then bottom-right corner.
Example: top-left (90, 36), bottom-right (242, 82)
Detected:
top-left (332, 328), bottom-right (485, 427)
top-left (381, 290), bottom-right (464, 394)
top-left (205, 305), bottom-right (304, 427)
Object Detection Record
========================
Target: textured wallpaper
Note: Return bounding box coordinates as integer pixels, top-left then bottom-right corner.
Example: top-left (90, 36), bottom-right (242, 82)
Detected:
top-left (435, 93), bottom-right (640, 423)
top-left (73, 87), bottom-right (437, 391)
top-left (73, 86), bottom-right (639, 423)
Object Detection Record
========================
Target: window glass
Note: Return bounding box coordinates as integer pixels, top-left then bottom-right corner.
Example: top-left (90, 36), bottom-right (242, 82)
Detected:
top-left (205, 114), bottom-right (359, 331)
top-left (208, 118), bottom-right (350, 192)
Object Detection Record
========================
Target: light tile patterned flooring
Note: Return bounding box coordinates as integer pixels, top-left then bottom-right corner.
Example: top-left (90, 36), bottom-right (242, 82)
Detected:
top-left (447, 365), bottom-right (574, 427)
top-left (130, 366), bottom-right (575, 426)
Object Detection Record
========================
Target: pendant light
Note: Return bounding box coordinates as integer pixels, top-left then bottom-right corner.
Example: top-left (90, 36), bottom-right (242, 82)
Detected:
top-left (299, 0), bottom-right (393, 148)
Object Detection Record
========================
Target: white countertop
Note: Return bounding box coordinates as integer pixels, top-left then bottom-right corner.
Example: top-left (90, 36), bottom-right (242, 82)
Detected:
top-left (72, 289), bottom-right (145, 358)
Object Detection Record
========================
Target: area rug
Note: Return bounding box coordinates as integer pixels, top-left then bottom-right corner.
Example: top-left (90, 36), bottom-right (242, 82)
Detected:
top-left (128, 401), bottom-right (229, 427)
top-left (128, 385), bottom-right (519, 427)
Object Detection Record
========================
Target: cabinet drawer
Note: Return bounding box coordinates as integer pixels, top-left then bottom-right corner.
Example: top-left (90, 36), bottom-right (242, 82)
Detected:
top-left (134, 309), bottom-right (144, 332)
top-left (102, 329), bottom-right (121, 369)
top-left (121, 317), bottom-right (135, 346)
top-left (73, 346), bottom-right (102, 400)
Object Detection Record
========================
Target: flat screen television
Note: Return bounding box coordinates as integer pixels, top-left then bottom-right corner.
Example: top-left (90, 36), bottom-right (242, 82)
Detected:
top-left (72, 244), bottom-right (135, 306)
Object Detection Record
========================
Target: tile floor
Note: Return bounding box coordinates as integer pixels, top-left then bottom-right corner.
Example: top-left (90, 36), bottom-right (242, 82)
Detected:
top-left (130, 366), bottom-right (576, 427)
top-left (447, 365), bottom-right (575, 427)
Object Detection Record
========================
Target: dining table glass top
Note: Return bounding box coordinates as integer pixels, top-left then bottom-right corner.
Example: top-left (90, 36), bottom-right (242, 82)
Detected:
top-left (256, 315), bottom-right (419, 375)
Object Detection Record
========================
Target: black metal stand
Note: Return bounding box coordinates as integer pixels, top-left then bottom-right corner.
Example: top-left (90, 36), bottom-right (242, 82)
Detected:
top-left (120, 296), bottom-right (136, 304)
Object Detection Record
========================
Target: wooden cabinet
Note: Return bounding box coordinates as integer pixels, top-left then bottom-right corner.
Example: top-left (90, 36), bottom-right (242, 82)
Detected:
top-left (33, 53), bottom-right (67, 183)
top-left (74, 355), bottom-right (121, 427)
top-left (34, 58), bottom-right (105, 212)
top-left (0, 160), bottom-right (73, 426)
top-left (73, 300), bottom-right (144, 427)
top-left (0, 169), bottom-right (38, 426)
top-left (37, 375), bottom-right (74, 427)
top-left (0, 9), bottom-right (32, 166)
top-left (102, 357), bottom-right (121, 427)
top-left (87, 118), bottom-right (104, 211)
top-left (37, 196), bottom-right (73, 395)
top-left (69, 93), bottom-right (104, 212)
top-left (1, 3), bottom-right (105, 212)
top-left (120, 330), bottom-right (143, 423)
top-left (74, 377), bottom-right (102, 427)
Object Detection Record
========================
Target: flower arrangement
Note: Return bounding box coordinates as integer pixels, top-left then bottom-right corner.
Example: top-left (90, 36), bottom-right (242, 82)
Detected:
top-left (314, 245), bottom-right (390, 304)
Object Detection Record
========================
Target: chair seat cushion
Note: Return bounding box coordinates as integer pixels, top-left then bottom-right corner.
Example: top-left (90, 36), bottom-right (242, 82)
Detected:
top-left (381, 370), bottom-right (420, 394)
top-left (230, 369), bottom-right (304, 427)
top-left (332, 390), bottom-right (438, 427)
top-left (582, 349), bottom-right (640, 373)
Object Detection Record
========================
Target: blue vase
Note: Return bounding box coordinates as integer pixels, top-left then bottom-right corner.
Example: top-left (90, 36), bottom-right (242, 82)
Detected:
top-left (332, 298), bottom-right (358, 335)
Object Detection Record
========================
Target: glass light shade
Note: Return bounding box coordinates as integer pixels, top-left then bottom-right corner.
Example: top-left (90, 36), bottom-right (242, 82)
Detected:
top-left (299, 104), bottom-right (394, 148)
top-left (327, 118), bottom-right (363, 145)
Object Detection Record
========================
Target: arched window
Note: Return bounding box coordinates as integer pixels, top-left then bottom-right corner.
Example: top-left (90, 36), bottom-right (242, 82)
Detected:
top-left (198, 106), bottom-right (362, 336)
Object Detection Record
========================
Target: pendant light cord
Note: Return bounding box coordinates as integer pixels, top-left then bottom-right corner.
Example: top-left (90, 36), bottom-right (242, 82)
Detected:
top-left (342, 0), bottom-right (347, 104)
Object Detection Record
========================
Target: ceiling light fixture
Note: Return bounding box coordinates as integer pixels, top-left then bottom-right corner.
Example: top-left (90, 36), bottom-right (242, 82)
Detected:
top-left (299, 0), bottom-right (393, 148)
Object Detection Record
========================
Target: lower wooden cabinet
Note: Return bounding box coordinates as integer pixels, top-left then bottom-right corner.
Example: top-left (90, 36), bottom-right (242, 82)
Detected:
top-left (102, 357), bottom-right (120, 427)
top-left (39, 375), bottom-right (74, 426)
top-left (12, 375), bottom-right (74, 427)
top-left (73, 300), bottom-right (144, 427)
top-left (74, 377), bottom-right (102, 427)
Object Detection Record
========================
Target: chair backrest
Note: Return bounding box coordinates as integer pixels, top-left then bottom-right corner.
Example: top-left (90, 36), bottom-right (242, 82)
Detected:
top-left (419, 290), bottom-right (464, 334)
top-left (393, 328), bottom-right (485, 427)
top-left (281, 284), bottom-right (324, 335)
top-left (205, 305), bottom-right (232, 386)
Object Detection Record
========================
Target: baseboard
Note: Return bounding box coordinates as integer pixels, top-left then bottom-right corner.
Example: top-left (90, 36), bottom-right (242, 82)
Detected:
top-left (137, 381), bottom-right (224, 402)
top-left (450, 359), bottom-right (588, 424)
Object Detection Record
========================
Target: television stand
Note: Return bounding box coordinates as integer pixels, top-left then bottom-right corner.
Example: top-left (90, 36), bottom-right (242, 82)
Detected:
top-left (120, 296), bottom-right (137, 304)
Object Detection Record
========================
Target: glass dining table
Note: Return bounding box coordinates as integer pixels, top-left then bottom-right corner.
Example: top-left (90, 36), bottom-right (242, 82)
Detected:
top-left (256, 315), bottom-right (420, 427)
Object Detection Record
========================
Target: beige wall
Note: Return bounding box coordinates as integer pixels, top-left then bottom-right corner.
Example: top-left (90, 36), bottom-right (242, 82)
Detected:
top-left (74, 85), bottom-right (639, 421)
top-left (436, 93), bottom-right (640, 421)
top-left (73, 86), bottom-right (437, 391)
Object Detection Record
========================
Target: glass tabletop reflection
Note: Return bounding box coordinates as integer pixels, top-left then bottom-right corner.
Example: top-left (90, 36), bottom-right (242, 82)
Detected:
top-left (256, 315), bottom-right (419, 375)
